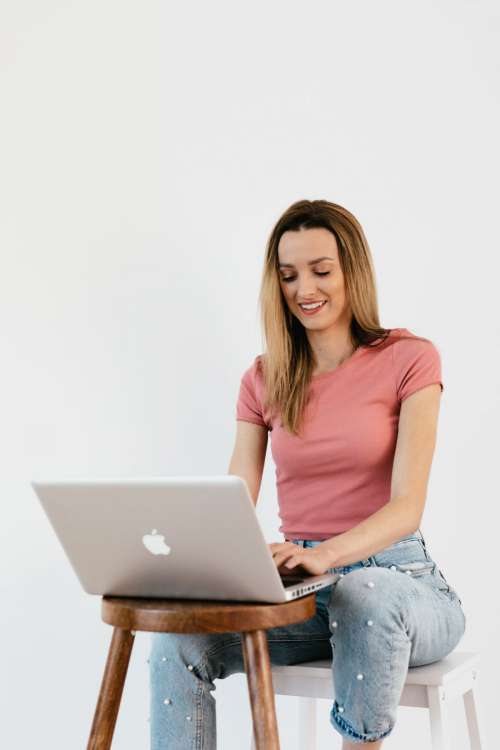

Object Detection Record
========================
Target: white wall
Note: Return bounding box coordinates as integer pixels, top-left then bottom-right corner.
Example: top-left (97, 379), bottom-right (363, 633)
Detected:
top-left (1, 1), bottom-right (498, 747)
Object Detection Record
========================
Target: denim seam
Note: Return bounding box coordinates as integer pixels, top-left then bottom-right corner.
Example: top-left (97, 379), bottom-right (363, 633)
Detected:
top-left (432, 585), bottom-right (466, 613)
top-left (388, 621), bottom-right (395, 726)
top-left (195, 678), bottom-right (203, 750)
top-left (377, 562), bottom-right (435, 578)
top-left (331, 706), bottom-right (394, 743)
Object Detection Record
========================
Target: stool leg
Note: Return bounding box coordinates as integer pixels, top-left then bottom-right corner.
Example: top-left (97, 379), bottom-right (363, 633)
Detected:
top-left (463, 679), bottom-right (486, 750)
top-left (427, 685), bottom-right (452, 750)
top-left (87, 627), bottom-right (135, 750)
top-left (241, 630), bottom-right (280, 750)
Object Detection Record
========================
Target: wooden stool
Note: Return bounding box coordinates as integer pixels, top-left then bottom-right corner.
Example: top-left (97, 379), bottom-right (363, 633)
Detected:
top-left (251, 650), bottom-right (485, 750)
top-left (87, 593), bottom-right (317, 750)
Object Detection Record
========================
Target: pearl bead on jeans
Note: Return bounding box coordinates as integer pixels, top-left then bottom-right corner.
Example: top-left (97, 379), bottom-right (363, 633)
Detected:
top-left (148, 530), bottom-right (466, 747)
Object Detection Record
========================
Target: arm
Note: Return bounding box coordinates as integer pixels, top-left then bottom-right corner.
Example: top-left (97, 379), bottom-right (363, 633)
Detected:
top-left (228, 420), bottom-right (268, 506)
top-left (321, 383), bottom-right (442, 567)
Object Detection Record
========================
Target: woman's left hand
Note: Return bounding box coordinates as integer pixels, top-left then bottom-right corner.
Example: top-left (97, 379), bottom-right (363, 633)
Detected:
top-left (268, 541), bottom-right (335, 577)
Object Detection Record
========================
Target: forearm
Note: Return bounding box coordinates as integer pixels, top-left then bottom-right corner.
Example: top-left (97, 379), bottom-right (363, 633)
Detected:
top-left (320, 498), bottom-right (421, 568)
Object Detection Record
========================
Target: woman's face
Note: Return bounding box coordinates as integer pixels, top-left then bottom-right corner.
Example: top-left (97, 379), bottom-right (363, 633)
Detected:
top-left (277, 227), bottom-right (352, 330)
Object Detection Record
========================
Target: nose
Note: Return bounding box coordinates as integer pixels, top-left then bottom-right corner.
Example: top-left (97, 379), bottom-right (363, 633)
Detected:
top-left (296, 286), bottom-right (322, 299)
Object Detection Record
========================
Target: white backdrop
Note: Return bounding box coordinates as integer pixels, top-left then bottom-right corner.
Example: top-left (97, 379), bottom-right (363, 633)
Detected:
top-left (1, 1), bottom-right (498, 748)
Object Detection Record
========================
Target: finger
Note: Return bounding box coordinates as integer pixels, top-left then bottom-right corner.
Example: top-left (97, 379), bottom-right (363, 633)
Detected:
top-left (269, 542), bottom-right (294, 556)
top-left (269, 542), bottom-right (289, 557)
top-left (274, 550), bottom-right (302, 569)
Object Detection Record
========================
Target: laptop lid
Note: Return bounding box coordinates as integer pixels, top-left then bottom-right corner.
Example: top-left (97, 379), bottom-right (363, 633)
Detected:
top-left (31, 475), bottom-right (338, 604)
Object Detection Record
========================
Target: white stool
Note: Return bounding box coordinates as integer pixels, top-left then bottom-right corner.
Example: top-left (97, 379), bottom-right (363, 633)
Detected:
top-left (249, 651), bottom-right (485, 749)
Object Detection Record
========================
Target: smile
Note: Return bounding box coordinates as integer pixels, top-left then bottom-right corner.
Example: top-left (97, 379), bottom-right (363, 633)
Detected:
top-left (299, 301), bottom-right (327, 315)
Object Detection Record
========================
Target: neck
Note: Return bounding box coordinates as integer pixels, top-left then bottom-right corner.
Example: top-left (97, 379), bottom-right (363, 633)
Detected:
top-left (309, 331), bottom-right (358, 373)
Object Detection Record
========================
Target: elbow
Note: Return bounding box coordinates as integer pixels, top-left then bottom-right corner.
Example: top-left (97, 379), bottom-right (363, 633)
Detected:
top-left (390, 494), bottom-right (425, 534)
top-left (227, 472), bottom-right (259, 507)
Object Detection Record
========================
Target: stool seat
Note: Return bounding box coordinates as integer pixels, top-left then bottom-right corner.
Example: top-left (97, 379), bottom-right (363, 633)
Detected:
top-left (250, 650), bottom-right (486, 750)
top-left (88, 594), bottom-right (317, 750)
top-left (270, 649), bottom-right (480, 691)
top-left (101, 593), bottom-right (316, 633)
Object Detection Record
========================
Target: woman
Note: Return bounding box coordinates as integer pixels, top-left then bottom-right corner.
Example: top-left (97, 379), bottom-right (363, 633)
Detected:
top-left (149, 199), bottom-right (466, 749)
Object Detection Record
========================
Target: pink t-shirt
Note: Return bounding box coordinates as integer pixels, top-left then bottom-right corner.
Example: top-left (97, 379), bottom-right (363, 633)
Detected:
top-left (235, 328), bottom-right (443, 541)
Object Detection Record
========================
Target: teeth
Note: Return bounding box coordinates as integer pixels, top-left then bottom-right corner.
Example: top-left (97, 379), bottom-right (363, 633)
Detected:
top-left (300, 301), bottom-right (325, 310)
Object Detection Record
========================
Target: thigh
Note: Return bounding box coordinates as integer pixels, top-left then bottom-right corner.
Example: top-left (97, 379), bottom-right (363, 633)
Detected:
top-left (404, 581), bottom-right (466, 666)
top-left (366, 532), bottom-right (466, 666)
top-left (150, 598), bottom-right (332, 682)
top-left (210, 598), bottom-right (332, 678)
top-left (262, 596), bottom-right (333, 666)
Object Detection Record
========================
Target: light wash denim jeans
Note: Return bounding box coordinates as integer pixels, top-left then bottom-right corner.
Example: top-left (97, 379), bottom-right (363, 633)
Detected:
top-left (149, 529), bottom-right (466, 747)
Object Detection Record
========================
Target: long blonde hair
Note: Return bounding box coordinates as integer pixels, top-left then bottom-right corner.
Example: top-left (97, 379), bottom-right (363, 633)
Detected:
top-left (257, 199), bottom-right (393, 437)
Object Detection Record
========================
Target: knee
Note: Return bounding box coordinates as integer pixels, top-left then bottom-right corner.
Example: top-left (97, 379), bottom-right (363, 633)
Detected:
top-left (331, 567), bottom-right (403, 620)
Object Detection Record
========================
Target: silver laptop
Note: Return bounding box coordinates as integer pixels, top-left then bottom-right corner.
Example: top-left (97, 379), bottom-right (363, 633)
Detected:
top-left (31, 475), bottom-right (339, 603)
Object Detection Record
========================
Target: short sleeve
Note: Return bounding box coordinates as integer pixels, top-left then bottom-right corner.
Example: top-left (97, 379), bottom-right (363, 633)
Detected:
top-left (236, 357), bottom-right (269, 428)
top-left (392, 336), bottom-right (444, 403)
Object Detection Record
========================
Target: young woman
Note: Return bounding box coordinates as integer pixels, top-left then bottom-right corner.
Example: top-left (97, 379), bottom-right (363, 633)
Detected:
top-left (149, 199), bottom-right (466, 749)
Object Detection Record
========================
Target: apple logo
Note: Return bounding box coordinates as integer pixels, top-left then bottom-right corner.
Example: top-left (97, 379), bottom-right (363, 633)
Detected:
top-left (142, 528), bottom-right (171, 556)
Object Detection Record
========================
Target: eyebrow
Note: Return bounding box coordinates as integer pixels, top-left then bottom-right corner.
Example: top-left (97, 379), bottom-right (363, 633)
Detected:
top-left (278, 256), bottom-right (334, 268)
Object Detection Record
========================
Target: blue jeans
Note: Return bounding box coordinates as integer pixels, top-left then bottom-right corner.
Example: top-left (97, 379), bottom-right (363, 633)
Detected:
top-left (149, 530), bottom-right (466, 747)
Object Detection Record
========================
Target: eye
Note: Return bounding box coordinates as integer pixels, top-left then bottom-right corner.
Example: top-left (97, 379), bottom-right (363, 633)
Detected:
top-left (281, 271), bottom-right (330, 283)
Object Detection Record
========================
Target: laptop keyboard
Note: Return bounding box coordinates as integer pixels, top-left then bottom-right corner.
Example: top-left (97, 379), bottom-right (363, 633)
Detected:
top-left (279, 573), bottom-right (307, 586)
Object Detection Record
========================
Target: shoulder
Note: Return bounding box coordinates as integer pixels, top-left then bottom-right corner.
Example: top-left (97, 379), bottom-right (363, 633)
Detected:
top-left (390, 328), bottom-right (442, 357)
top-left (390, 329), bottom-right (443, 403)
top-left (238, 355), bottom-right (268, 399)
top-left (236, 354), bottom-right (270, 429)
top-left (241, 354), bottom-right (265, 381)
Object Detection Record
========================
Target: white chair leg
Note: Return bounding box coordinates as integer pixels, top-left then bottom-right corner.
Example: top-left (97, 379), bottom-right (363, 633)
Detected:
top-left (463, 678), bottom-right (486, 750)
top-left (298, 697), bottom-right (317, 749)
top-left (427, 685), bottom-right (452, 750)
